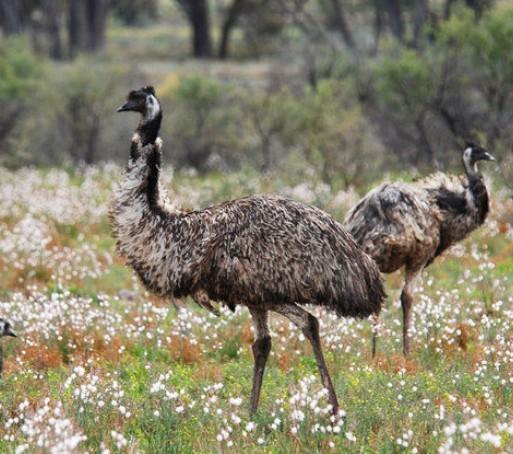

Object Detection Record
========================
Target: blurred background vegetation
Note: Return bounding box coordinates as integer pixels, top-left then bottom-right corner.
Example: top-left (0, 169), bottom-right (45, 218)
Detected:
top-left (0, 0), bottom-right (512, 189)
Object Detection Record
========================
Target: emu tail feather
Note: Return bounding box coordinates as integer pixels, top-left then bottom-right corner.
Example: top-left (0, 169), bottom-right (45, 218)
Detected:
top-left (332, 253), bottom-right (386, 319)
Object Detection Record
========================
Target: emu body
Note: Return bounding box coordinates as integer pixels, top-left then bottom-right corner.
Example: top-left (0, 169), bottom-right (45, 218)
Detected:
top-left (345, 144), bottom-right (494, 355)
top-left (111, 86), bottom-right (386, 414)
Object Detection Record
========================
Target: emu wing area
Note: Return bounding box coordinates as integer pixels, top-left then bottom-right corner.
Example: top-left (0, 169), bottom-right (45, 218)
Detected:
top-left (182, 195), bottom-right (383, 318)
top-left (345, 183), bottom-right (441, 273)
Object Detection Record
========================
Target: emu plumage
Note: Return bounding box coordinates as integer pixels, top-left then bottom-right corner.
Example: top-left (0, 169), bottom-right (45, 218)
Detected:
top-left (345, 144), bottom-right (494, 355)
top-left (111, 86), bottom-right (385, 414)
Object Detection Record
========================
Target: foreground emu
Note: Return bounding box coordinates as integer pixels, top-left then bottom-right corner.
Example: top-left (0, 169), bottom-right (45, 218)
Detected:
top-left (111, 86), bottom-right (385, 414)
top-left (345, 143), bottom-right (494, 355)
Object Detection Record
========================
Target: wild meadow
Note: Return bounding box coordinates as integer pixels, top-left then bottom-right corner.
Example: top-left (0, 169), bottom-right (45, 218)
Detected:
top-left (0, 165), bottom-right (512, 453)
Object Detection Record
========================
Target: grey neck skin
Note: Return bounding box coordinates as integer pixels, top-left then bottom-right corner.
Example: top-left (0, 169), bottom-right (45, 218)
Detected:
top-left (137, 96), bottom-right (162, 147)
top-left (462, 148), bottom-right (479, 178)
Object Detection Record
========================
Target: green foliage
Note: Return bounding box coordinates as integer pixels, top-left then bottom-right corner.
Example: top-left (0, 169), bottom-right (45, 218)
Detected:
top-left (172, 75), bottom-right (224, 113)
top-left (112, 0), bottom-right (159, 26)
top-left (162, 75), bottom-right (246, 171)
top-left (374, 48), bottom-right (434, 114)
top-left (0, 39), bottom-right (42, 101)
top-left (292, 79), bottom-right (384, 187)
top-left (439, 5), bottom-right (513, 81)
top-left (242, 86), bottom-right (300, 171)
top-left (0, 39), bottom-right (44, 161)
top-left (56, 60), bottom-right (131, 164)
top-left (471, 6), bottom-right (513, 80)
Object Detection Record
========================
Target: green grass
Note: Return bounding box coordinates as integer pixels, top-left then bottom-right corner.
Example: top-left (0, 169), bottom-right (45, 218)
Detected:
top-left (0, 168), bottom-right (512, 452)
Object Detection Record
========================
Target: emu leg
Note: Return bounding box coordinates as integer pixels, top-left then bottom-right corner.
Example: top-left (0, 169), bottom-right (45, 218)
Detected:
top-left (273, 304), bottom-right (339, 415)
top-left (248, 308), bottom-right (271, 415)
top-left (402, 269), bottom-right (420, 356)
top-left (401, 288), bottom-right (412, 355)
top-left (371, 314), bottom-right (379, 358)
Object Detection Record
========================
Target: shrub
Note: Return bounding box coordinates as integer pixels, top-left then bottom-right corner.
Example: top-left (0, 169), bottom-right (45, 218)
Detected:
top-left (55, 61), bottom-right (131, 164)
top-left (0, 39), bottom-right (43, 163)
top-left (161, 75), bottom-right (247, 172)
top-left (293, 79), bottom-right (385, 188)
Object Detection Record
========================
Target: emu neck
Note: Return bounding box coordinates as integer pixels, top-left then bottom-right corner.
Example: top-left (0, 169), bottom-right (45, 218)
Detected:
top-left (125, 146), bottom-right (164, 215)
top-left (137, 111), bottom-right (162, 147)
top-left (467, 173), bottom-right (489, 225)
top-left (462, 157), bottom-right (489, 225)
top-left (463, 154), bottom-right (478, 179)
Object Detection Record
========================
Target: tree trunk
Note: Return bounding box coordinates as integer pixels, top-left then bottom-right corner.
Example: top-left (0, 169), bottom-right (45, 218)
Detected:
top-left (85, 0), bottom-right (109, 52)
top-left (218, 0), bottom-right (245, 59)
top-left (328, 0), bottom-right (354, 50)
top-left (372, 0), bottom-right (383, 54)
top-left (177, 0), bottom-right (212, 58)
top-left (68, 0), bottom-right (87, 58)
top-left (444, 0), bottom-right (455, 19)
top-left (191, 0), bottom-right (212, 57)
top-left (0, 0), bottom-right (21, 34)
top-left (465, 0), bottom-right (486, 19)
top-left (413, 0), bottom-right (427, 47)
top-left (44, 0), bottom-right (63, 60)
top-left (383, 0), bottom-right (404, 42)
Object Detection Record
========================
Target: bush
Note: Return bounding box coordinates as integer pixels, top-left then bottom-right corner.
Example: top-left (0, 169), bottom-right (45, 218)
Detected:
top-left (242, 87), bottom-right (299, 172)
top-left (55, 61), bottom-right (132, 164)
top-left (292, 79), bottom-right (384, 188)
top-left (0, 39), bottom-right (43, 163)
top-left (161, 76), bottom-right (247, 172)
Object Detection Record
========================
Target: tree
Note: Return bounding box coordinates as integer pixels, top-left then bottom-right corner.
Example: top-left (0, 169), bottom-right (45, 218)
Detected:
top-left (244, 87), bottom-right (298, 173)
top-left (176, 0), bottom-right (213, 58)
top-left (43, 0), bottom-right (64, 59)
top-left (58, 62), bottom-right (125, 164)
top-left (0, 40), bottom-right (42, 157)
top-left (163, 76), bottom-right (244, 171)
top-left (294, 80), bottom-right (383, 187)
top-left (218, 0), bottom-right (246, 59)
top-left (112, 0), bottom-right (158, 26)
top-left (413, 0), bottom-right (428, 46)
top-left (68, 0), bottom-right (87, 58)
top-left (83, 0), bottom-right (110, 52)
top-left (324, 0), bottom-right (354, 50)
top-left (383, 0), bottom-right (404, 42)
top-left (371, 48), bottom-right (439, 166)
top-left (0, 0), bottom-right (22, 35)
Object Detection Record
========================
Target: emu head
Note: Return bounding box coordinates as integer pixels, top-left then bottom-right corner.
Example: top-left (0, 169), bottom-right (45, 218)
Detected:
top-left (117, 86), bottom-right (161, 121)
top-left (0, 318), bottom-right (16, 338)
top-left (463, 143), bottom-right (495, 175)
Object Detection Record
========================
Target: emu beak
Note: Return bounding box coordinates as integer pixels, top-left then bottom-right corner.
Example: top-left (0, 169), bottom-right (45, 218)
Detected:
top-left (5, 327), bottom-right (16, 338)
top-left (117, 102), bottom-right (130, 112)
top-left (484, 152), bottom-right (496, 161)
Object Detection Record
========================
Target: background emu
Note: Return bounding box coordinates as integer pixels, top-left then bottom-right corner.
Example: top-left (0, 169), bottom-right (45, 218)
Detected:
top-left (0, 318), bottom-right (16, 377)
top-left (111, 86), bottom-right (386, 415)
top-left (345, 143), bottom-right (495, 355)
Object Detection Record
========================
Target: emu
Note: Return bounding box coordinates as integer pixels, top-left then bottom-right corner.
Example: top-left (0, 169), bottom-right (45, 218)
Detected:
top-left (345, 143), bottom-right (495, 356)
top-left (111, 86), bottom-right (385, 415)
top-left (0, 318), bottom-right (16, 377)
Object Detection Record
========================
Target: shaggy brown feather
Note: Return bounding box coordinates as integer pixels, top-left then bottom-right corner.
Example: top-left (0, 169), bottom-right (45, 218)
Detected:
top-left (110, 87), bottom-right (385, 415)
top-left (111, 143), bottom-right (384, 318)
top-left (345, 144), bottom-right (493, 355)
